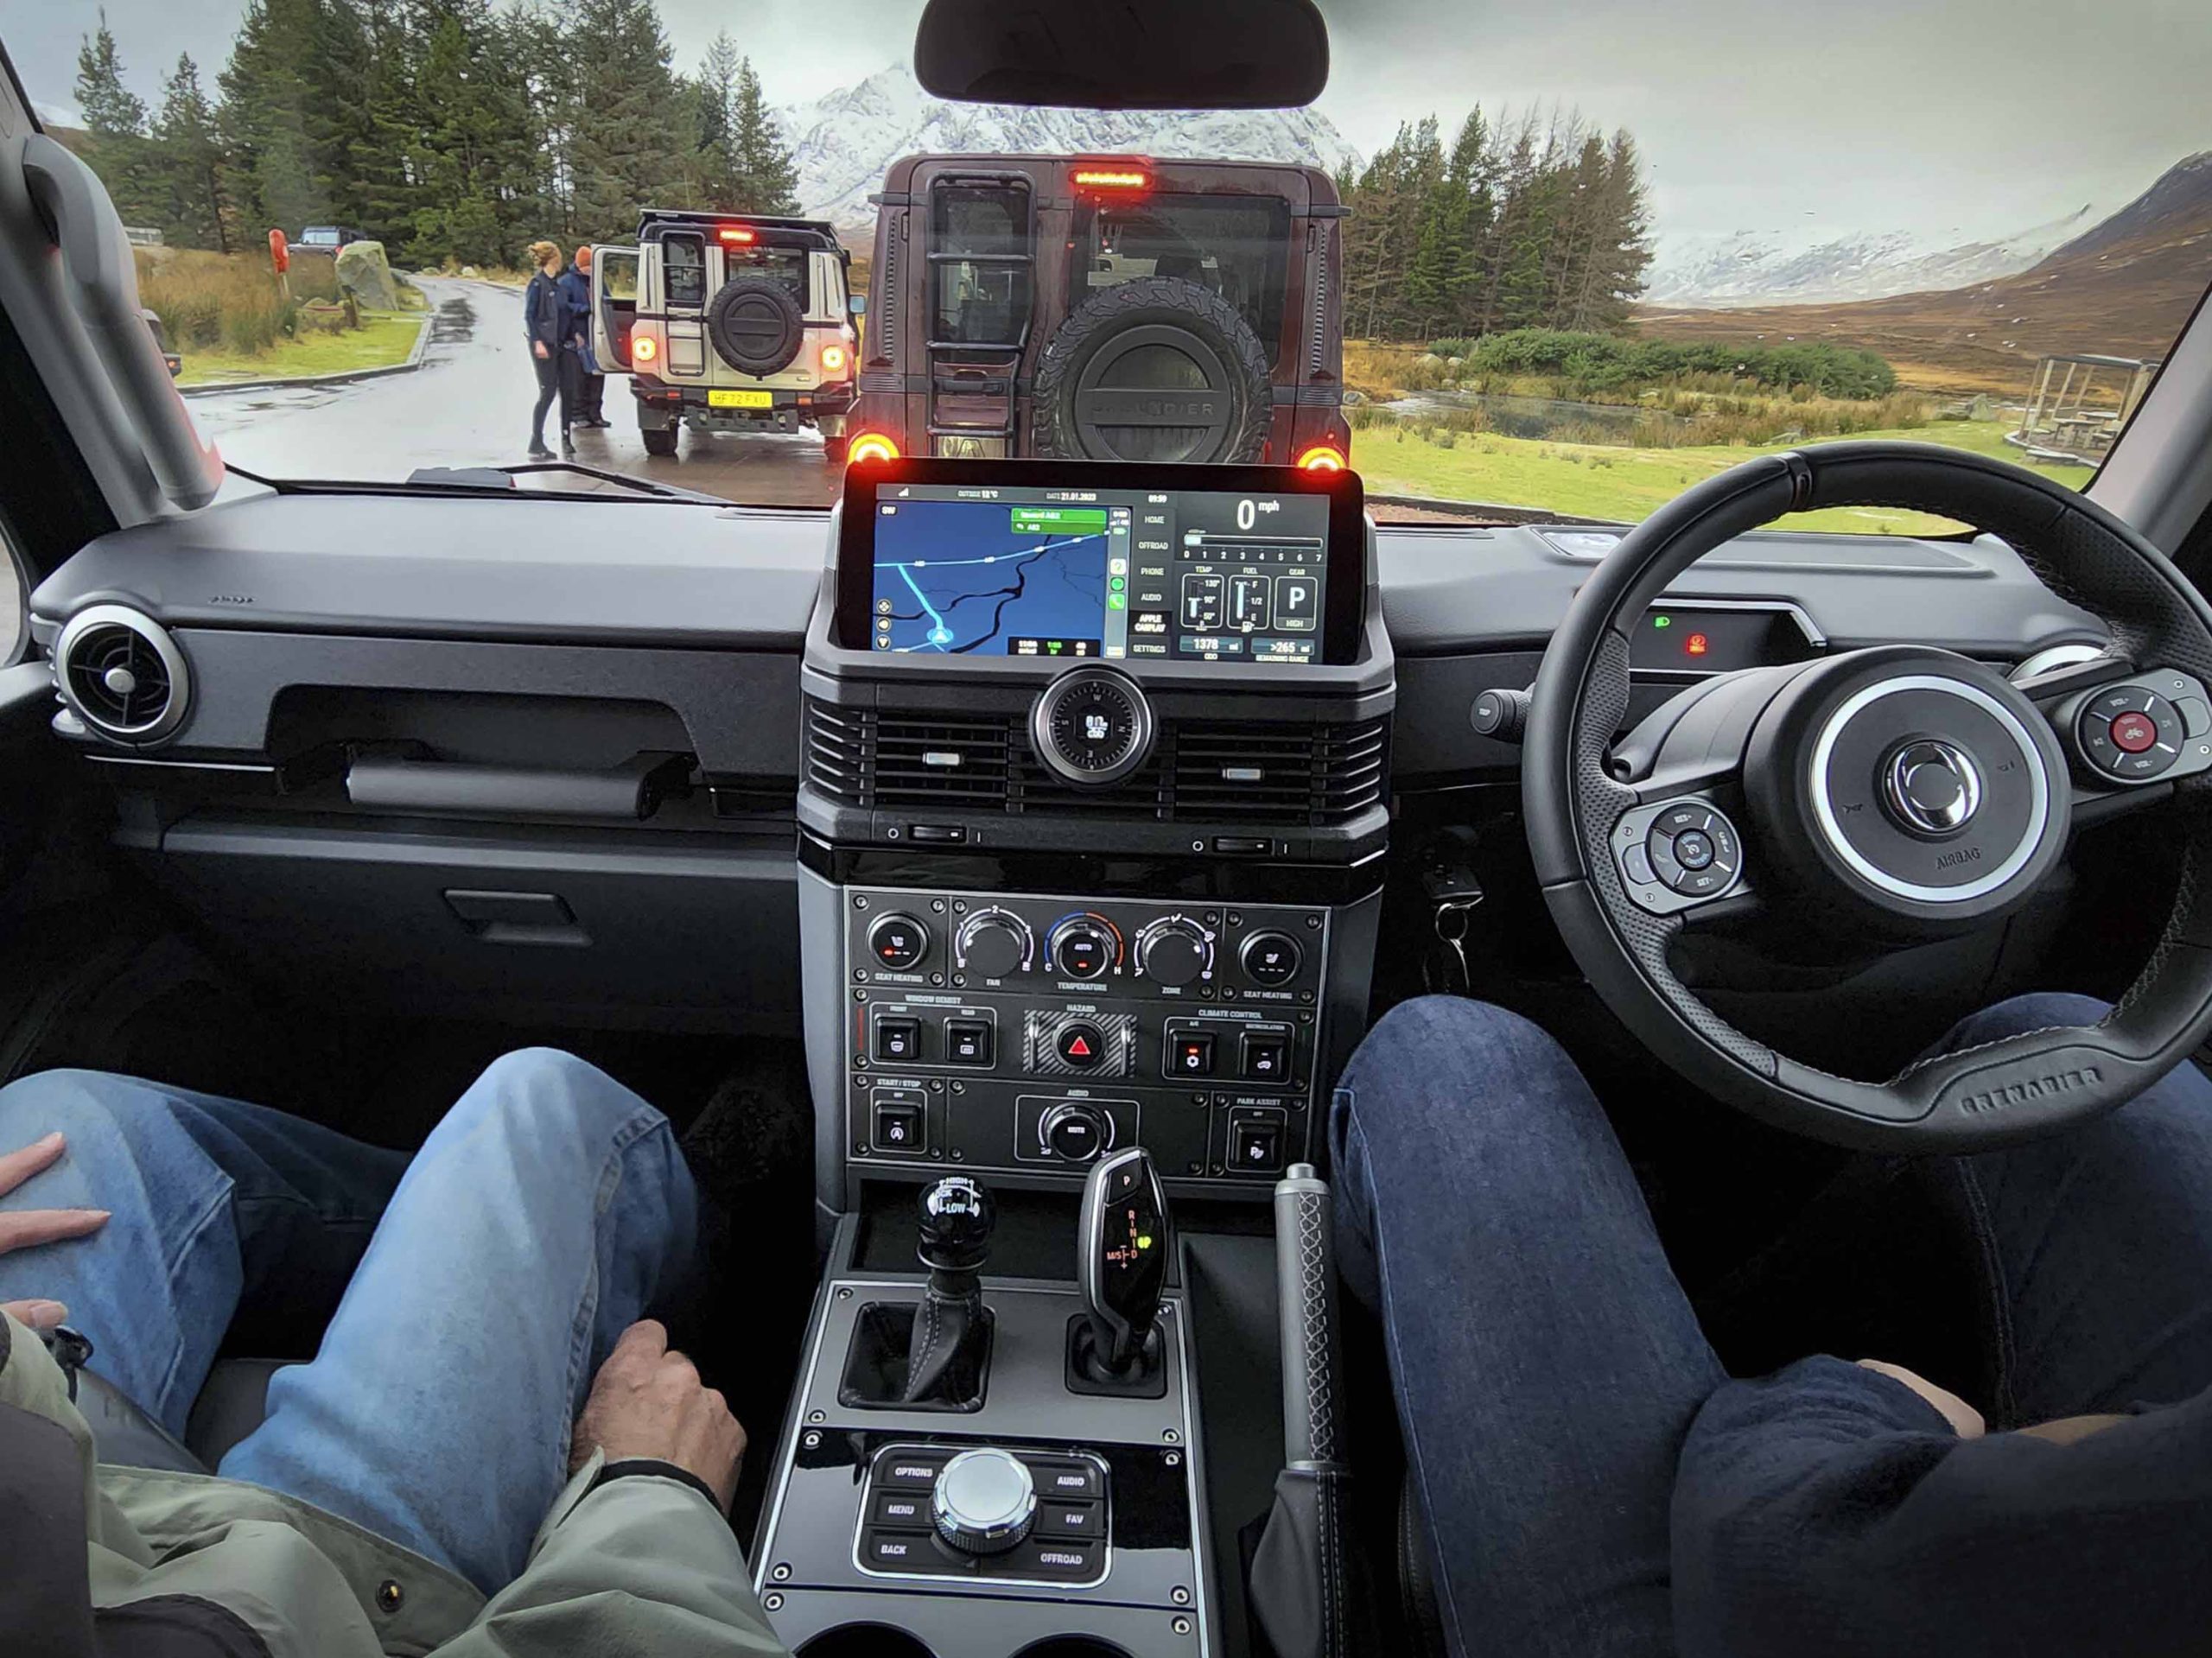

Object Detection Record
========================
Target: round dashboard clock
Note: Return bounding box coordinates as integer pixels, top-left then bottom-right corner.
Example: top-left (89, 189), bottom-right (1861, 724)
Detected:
top-left (1030, 665), bottom-right (1155, 788)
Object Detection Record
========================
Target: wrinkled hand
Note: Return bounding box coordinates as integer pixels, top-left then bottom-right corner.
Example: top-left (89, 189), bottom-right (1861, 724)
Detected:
top-left (1859, 1359), bottom-right (1986, 1438)
top-left (569, 1319), bottom-right (744, 1512)
top-left (0, 1132), bottom-right (107, 1333)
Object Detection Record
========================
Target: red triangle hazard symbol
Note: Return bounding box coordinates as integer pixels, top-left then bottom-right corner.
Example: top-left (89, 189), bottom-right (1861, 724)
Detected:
top-left (1069, 1036), bottom-right (1092, 1058)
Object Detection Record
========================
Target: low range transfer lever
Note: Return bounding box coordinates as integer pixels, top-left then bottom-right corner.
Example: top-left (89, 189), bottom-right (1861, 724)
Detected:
top-left (1074, 1146), bottom-right (1171, 1384)
top-left (901, 1174), bottom-right (995, 1407)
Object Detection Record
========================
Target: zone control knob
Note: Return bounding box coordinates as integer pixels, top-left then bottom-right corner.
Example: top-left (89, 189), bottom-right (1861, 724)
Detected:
top-left (866, 912), bottom-right (930, 972)
top-left (956, 909), bottom-right (1032, 979)
top-left (1047, 913), bottom-right (1120, 981)
top-left (1135, 915), bottom-right (1212, 988)
top-left (932, 1448), bottom-right (1037, 1555)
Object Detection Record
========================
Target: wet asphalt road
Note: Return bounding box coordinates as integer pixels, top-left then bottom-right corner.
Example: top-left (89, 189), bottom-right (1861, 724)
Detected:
top-left (189, 276), bottom-right (844, 509)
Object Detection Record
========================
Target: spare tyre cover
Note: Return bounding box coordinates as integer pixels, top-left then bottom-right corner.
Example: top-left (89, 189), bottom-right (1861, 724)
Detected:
top-left (706, 274), bottom-right (805, 376)
top-left (1029, 276), bottom-right (1273, 463)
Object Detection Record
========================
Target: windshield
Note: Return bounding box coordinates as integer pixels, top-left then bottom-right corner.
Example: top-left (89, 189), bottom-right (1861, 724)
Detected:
top-left (10, 1), bottom-right (2209, 529)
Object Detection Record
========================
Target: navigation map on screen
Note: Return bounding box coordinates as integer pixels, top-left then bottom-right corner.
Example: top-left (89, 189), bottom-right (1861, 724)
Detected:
top-left (866, 482), bottom-right (1332, 664)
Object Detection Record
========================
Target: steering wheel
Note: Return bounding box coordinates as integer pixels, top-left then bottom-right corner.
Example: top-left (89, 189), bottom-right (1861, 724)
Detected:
top-left (1523, 441), bottom-right (2212, 1150)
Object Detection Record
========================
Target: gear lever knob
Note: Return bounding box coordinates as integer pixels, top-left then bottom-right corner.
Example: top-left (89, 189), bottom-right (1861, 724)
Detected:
top-left (917, 1175), bottom-right (996, 1277)
top-left (1077, 1147), bottom-right (1170, 1375)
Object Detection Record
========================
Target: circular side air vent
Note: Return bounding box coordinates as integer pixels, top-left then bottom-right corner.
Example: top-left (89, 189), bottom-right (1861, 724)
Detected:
top-left (54, 604), bottom-right (190, 746)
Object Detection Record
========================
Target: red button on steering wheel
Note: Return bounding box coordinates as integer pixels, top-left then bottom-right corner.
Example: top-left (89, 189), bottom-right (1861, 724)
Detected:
top-left (2111, 711), bottom-right (2158, 754)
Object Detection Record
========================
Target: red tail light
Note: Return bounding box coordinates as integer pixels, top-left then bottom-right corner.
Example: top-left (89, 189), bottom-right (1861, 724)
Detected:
top-left (1296, 445), bottom-right (1347, 472)
top-left (632, 333), bottom-right (658, 364)
top-left (848, 432), bottom-right (900, 465)
top-left (719, 226), bottom-right (756, 244)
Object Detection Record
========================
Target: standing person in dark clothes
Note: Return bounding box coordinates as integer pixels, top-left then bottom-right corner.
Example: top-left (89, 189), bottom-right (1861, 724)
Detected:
top-left (522, 240), bottom-right (571, 460)
top-left (557, 247), bottom-right (609, 429)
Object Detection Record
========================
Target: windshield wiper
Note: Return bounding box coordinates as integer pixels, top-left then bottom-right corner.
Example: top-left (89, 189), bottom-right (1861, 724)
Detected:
top-left (222, 460), bottom-right (735, 508)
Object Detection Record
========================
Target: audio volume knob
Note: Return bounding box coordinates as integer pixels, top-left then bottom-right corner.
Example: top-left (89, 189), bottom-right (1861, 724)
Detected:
top-left (957, 909), bottom-right (1032, 979)
top-left (1047, 913), bottom-right (1121, 981)
top-left (932, 1448), bottom-right (1036, 1554)
top-left (1039, 1101), bottom-right (1113, 1161)
top-left (1135, 916), bottom-right (1212, 988)
top-left (866, 912), bottom-right (930, 972)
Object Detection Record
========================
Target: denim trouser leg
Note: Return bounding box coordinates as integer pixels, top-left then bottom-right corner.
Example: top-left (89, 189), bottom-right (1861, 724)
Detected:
top-left (0, 1070), bottom-right (409, 1435)
top-left (0, 1050), bottom-right (701, 1596)
top-left (1333, 990), bottom-right (2212, 1657)
top-left (1332, 997), bottom-right (1724, 1658)
top-left (220, 1048), bottom-right (702, 1591)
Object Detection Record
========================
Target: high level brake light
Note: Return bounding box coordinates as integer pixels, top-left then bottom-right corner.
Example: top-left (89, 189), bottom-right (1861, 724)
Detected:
top-left (1071, 159), bottom-right (1153, 193)
top-left (718, 226), bottom-right (756, 244)
top-left (1296, 445), bottom-right (1347, 472)
top-left (848, 433), bottom-right (900, 465)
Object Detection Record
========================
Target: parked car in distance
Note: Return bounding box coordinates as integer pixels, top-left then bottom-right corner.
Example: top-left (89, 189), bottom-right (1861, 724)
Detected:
top-left (296, 226), bottom-right (368, 249)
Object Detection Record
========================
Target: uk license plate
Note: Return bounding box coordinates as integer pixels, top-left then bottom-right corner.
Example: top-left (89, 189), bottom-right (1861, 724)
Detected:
top-left (708, 389), bottom-right (774, 409)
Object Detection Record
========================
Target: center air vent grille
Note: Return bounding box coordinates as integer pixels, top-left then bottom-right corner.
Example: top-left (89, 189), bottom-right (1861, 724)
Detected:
top-left (54, 605), bottom-right (190, 745)
top-left (804, 700), bottom-right (1387, 828)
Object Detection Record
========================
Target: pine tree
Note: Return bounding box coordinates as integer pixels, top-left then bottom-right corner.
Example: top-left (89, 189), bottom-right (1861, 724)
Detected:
top-left (729, 56), bottom-right (798, 214)
top-left (219, 0), bottom-right (334, 237)
top-left (151, 54), bottom-right (229, 250)
top-left (685, 31), bottom-right (745, 210)
top-left (563, 0), bottom-right (690, 243)
top-left (74, 11), bottom-right (159, 225)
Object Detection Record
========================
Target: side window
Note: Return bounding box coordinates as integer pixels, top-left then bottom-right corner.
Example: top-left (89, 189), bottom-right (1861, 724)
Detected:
top-left (931, 181), bottom-right (1032, 348)
top-left (663, 233), bottom-right (707, 309)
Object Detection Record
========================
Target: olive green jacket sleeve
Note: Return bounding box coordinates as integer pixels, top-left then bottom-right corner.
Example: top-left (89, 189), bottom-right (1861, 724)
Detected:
top-left (435, 1451), bottom-right (790, 1656)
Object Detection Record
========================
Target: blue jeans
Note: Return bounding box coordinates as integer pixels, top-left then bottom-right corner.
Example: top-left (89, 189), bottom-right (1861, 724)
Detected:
top-left (0, 1050), bottom-right (701, 1595)
top-left (1331, 991), bottom-right (2212, 1658)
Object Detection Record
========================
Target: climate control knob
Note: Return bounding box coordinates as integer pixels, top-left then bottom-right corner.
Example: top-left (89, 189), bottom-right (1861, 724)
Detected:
top-left (956, 909), bottom-right (1032, 980)
top-left (1135, 915), bottom-right (1212, 988)
top-left (1047, 913), bottom-right (1120, 981)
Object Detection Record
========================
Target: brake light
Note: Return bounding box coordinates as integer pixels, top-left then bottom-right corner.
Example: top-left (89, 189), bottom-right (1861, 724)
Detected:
top-left (719, 226), bottom-right (756, 244)
top-left (1296, 445), bottom-right (1347, 472)
top-left (821, 342), bottom-right (848, 373)
top-left (1072, 160), bottom-right (1152, 193)
top-left (848, 432), bottom-right (900, 465)
top-left (632, 333), bottom-right (658, 364)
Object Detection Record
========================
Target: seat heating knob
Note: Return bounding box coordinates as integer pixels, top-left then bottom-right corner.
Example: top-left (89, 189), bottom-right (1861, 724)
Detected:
top-left (931, 1448), bottom-right (1036, 1554)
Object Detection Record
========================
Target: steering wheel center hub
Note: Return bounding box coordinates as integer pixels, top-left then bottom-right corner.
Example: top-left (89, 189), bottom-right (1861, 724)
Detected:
top-left (1882, 738), bottom-right (1982, 836)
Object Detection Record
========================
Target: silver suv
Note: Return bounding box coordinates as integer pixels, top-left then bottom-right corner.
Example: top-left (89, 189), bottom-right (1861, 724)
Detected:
top-left (589, 210), bottom-right (861, 461)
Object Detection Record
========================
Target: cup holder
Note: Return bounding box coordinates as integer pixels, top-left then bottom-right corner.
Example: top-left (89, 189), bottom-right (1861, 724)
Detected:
top-left (796, 1627), bottom-right (937, 1658)
top-left (1012, 1642), bottom-right (1134, 1658)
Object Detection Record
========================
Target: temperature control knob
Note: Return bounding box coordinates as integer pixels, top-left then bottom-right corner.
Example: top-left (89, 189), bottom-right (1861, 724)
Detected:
top-left (1135, 916), bottom-right (1212, 988)
top-left (1047, 913), bottom-right (1120, 981)
top-left (956, 909), bottom-right (1032, 980)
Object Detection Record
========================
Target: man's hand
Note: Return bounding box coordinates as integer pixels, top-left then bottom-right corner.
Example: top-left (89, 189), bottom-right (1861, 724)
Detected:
top-left (1859, 1359), bottom-right (1986, 1438)
top-left (533, 340), bottom-right (550, 359)
top-left (570, 1319), bottom-right (745, 1512)
top-left (0, 1132), bottom-right (105, 1335)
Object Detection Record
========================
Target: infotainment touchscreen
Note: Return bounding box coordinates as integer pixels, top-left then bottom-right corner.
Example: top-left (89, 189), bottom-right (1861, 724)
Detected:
top-left (837, 461), bottom-right (1363, 665)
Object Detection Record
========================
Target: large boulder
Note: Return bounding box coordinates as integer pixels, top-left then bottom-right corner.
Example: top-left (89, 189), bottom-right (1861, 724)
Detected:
top-left (334, 240), bottom-right (402, 310)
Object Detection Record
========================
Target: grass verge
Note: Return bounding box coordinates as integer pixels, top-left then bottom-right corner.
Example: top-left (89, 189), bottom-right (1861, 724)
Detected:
top-left (175, 311), bottom-right (425, 387)
top-left (1358, 419), bottom-right (2094, 534)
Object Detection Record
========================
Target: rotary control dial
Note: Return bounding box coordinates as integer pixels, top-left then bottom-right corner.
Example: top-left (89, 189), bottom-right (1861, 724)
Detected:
top-left (955, 908), bottom-right (1033, 979)
top-left (1030, 666), bottom-right (1155, 789)
top-left (1134, 914), bottom-right (1214, 988)
top-left (1046, 912), bottom-right (1122, 981)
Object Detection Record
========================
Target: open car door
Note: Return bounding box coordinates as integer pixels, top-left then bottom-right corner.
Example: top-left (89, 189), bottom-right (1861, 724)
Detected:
top-left (590, 245), bottom-right (639, 372)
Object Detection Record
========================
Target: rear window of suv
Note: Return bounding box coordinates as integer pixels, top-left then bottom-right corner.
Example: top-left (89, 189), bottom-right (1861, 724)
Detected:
top-left (931, 179), bottom-right (1034, 348)
top-left (1079, 195), bottom-right (1293, 367)
top-left (730, 244), bottom-right (811, 311)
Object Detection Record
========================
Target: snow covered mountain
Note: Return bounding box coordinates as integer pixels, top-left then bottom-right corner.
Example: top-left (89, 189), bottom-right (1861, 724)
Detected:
top-left (1643, 206), bottom-right (2099, 308)
top-left (776, 63), bottom-right (1361, 235)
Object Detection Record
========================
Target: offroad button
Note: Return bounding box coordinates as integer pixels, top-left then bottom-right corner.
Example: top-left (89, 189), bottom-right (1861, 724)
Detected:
top-left (2077, 687), bottom-right (2183, 782)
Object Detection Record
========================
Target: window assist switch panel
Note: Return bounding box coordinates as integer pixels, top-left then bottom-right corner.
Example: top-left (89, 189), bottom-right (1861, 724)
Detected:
top-left (944, 1017), bottom-right (994, 1066)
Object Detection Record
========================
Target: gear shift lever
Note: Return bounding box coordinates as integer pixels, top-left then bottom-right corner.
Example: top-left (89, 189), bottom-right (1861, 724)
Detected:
top-left (1075, 1147), bottom-right (1171, 1384)
top-left (901, 1175), bottom-right (995, 1406)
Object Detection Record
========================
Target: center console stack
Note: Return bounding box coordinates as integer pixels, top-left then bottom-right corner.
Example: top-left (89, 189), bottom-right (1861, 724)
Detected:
top-left (761, 458), bottom-right (1394, 1655)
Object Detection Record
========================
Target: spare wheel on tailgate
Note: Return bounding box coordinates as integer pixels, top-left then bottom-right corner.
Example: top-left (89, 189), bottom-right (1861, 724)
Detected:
top-left (1028, 276), bottom-right (1272, 463)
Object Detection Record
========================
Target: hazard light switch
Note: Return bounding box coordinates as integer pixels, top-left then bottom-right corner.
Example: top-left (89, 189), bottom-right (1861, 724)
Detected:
top-left (1055, 1022), bottom-right (1106, 1069)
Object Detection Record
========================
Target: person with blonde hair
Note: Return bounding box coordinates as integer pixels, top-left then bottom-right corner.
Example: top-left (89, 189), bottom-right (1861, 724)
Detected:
top-left (523, 239), bottom-right (572, 459)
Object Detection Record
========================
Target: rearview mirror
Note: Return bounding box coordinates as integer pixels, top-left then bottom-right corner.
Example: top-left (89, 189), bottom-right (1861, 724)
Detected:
top-left (913, 0), bottom-right (1329, 110)
top-left (849, 295), bottom-right (867, 316)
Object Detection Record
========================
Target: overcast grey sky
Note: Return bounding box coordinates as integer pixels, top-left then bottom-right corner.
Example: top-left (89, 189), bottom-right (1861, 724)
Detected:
top-left (6, 0), bottom-right (2206, 244)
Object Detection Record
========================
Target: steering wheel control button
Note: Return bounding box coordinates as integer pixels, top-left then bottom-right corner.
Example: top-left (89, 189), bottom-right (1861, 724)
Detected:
top-left (1881, 739), bottom-right (1983, 836)
top-left (932, 1449), bottom-right (1038, 1555)
top-left (2077, 685), bottom-right (2185, 782)
top-left (1238, 931), bottom-right (1303, 986)
top-left (867, 913), bottom-right (930, 972)
top-left (2110, 712), bottom-right (2157, 753)
top-left (1618, 798), bottom-right (1747, 912)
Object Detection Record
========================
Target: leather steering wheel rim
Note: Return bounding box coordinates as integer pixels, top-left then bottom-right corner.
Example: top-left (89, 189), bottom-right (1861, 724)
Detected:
top-left (1522, 440), bottom-right (2212, 1151)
